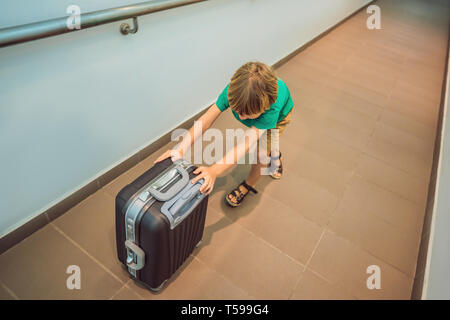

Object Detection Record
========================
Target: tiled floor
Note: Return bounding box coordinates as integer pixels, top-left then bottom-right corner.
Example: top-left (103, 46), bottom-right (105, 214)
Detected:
top-left (1, 0), bottom-right (449, 300)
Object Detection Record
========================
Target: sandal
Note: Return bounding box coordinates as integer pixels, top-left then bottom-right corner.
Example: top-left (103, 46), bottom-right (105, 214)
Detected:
top-left (225, 180), bottom-right (258, 207)
top-left (270, 152), bottom-right (283, 180)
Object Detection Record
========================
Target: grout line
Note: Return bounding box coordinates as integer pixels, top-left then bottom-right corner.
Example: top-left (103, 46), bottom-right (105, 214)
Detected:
top-left (323, 164), bottom-right (359, 228)
top-left (108, 283), bottom-right (127, 300)
top-left (287, 228), bottom-right (326, 300)
top-left (124, 279), bottom-right (146, 300)
top-left (50, 223), bottom-right (125, 286)
top-left (304, 229), bottom-right (326, 269)
top-left (352, 171), bottom-right (428, 209)
top-left (254, 176), bottom-right (334, 230)
top-left (303, 266), bottom-right (359, 300)
top-left (1, 281), bottom-right (20, 300)
top-left (206, 206), bottom-right (306, 269)
top-left (359, 146), bottom-right (432, 180)
top-left (352, 155), bottom-right (429, 206)
top-left (324, 227), bottom-right (416, 281)
top-left (192, 256), bottom-right (255, 300)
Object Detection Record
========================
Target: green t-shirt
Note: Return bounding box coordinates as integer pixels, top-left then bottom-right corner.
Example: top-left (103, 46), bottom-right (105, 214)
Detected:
top-left (215, 78), bottom-right (294, 129)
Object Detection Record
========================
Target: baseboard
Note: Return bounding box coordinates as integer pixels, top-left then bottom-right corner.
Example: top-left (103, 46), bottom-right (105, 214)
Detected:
top-left (0, 0), bottom-right (375, 255)
top-left (411, 22), bottom-right (450, 300)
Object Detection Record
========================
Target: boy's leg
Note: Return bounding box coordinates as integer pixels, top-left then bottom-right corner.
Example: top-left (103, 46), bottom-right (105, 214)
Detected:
top-left (269, 109), bottom-right (293, 178)
top-left (226, 140), bottom-right (266, 205)
top-left (225, 109), bottom-right (293, 205)
top-left (246, 157), bottom-right (264, 187)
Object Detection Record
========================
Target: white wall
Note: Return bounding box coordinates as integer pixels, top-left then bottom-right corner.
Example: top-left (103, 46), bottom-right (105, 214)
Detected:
top-left (0, 0), bottom-right (371, 237)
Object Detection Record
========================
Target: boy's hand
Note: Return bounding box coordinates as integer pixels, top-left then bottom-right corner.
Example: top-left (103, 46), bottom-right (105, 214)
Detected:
top-left (154, 149), bottom-right (183, 163)
top-left (191, 166), bottom-right (217, 195)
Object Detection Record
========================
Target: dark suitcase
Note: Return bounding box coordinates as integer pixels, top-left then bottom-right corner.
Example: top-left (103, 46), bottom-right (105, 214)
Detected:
top-left (115, 158), bottom-right (208, 291)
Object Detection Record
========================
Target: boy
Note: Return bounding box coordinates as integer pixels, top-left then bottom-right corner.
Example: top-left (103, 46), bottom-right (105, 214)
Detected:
top-left (155, 61), bottom-right (294, 207)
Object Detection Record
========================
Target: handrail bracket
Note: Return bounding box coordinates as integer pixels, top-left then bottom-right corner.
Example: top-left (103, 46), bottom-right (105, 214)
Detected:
top-left (120, 17), bottom-right (139, 35)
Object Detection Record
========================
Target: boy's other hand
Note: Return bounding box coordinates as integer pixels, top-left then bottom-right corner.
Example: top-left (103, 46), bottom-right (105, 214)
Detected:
top-left (191, 166), bottom-right (217, 195)
top-left (154, 149), bottom-right (183, 163)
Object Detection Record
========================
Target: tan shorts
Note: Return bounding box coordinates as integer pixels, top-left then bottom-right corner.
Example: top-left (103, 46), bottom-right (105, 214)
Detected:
top-left (259, 108), bottom-right (293, 155)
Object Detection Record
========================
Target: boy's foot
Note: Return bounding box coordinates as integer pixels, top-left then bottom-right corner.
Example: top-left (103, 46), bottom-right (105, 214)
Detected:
top-left (225, 180), bottom-right (258, 207)
top-left (270, 152), bottom-right (283, 179)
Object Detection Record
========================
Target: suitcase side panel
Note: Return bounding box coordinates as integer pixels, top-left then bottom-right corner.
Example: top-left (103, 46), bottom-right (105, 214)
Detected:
top-left (138, 195), bottom-right (208, 288)
top-left (115, 158), bottom-right (173, 266)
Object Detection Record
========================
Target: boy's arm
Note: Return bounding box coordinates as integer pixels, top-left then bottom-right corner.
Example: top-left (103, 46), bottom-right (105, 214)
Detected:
top-left (192, 126), bottom-right (265, 194)
top-left (155, 103), bottom-right (222, 162)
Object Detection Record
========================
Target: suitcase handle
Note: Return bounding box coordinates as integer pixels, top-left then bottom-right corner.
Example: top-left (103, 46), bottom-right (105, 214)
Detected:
top-left (169, 181), bottom-right (203, 216)
top-left (125, 240), bottom-right (145, 271)
top-left (161, 179), bottom-right (206, 229)
top-left (148, 165), bottom-right (190, 201)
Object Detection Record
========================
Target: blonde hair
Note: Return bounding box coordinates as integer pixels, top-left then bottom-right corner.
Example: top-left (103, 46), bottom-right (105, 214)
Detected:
top-left (228, 61), bottom-right (278, 116)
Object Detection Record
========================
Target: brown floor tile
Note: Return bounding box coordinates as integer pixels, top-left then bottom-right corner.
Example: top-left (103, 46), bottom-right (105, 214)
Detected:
top-left (258, 174), bottom-right (339, 227)
top-left (328, 194), bottom-right (421, 277)
top-left (318, 84), bottom-right (383, 119)
top-left (355, 154), bottom-right (429, 205)
top-left (292, 105), bottom-right (373, 151)
top-left (280, 56), bottom-right (336, 82)
top-left (52, 191), bottom-right (130, 283)
top-left (324, 25), bottom-right (366, 52)
top-left (281, 75), bottom-right (328, 103)
top-left (290, 269), bottom-right (356, 300)
top-left (111, 285), bottom-right (144, 300)
top-left (0, 225), bottom-right (122, 299)
top-left (371, 122), bottom-right (435, 161)
top-left (391, 78), bottom-right (442, 111)
top-left (283, 140), bottom-right (354, 198)
top-left (394, 79), bottom-right (442, 106)
top-left (193, 207), bottom-right (304, 299)
top-left (379, 108), bottom-right (436, 142)
top-left (209, 191), bottom-right (323, 265)
top-left (387, 95), bottom-right (439, 128)
top-left (363, 136), bottom-right (432, 179)
top-left (326, 76), bottom-right (390, 109)
top-left (308, 231), bottom-right (413, 299)
top-left (0, 283), bottom-right (17, 300)
top-left (354, 42), bottom-right (406, 72)
top-left (300, 34), bottom-right (356, 67)
top-left (103, 163), bottom-right (148, 198)
top-left (305, 96), bottom-right (378, 134)
top-left (283, 130), bottom-right (361, 171)
top-left (0, 212), bottom-right (49, 255)
top-left (335, 62), bottom-right (396, 97)
top-left (398, 62), bottom-right (444, 92)
top-left (128, 256), bottom-right (252, 300)
top-left (338, 175), bottom-right (425, 233)
top-left (288, 50), bottom-right (340, 76)
top-left (206, 157), bottom-right (339, 228)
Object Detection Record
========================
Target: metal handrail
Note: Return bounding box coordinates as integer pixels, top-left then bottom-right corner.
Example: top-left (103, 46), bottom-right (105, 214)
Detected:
top-left (0, 0), bottom-right (207, 48)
